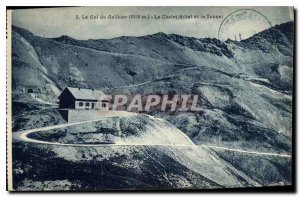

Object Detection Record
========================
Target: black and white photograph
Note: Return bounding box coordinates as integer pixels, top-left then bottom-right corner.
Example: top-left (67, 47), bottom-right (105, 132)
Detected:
top-left (6, 6), bottom-right (295, 192)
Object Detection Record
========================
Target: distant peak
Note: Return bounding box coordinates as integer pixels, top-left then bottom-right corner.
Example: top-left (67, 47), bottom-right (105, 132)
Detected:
top-left (52, 35), bottom-right (78, 44)
top-left (151, 32), bottom-right (169, 37)
top-left (240, 21), bottom-right (294, 46)
top-left (56, 35), bottom-right (76, 40)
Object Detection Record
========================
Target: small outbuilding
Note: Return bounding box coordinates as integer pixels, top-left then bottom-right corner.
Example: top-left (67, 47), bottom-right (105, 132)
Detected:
top-left (58, 87), bottom-right (110, 110)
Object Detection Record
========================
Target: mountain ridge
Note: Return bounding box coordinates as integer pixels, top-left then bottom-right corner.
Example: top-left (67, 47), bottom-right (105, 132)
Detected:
top-left (12, 21), bottom-right (294, 43)
top-left (12, 22), bottom-right (294, 65)
top-left (12, 21), bottom-right (293, 146)
top-left (11, 20), bottom-right (293, 190)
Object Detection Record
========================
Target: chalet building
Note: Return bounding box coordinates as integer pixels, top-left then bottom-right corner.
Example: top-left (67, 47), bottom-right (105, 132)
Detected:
top-left (58, 87), bottom-right (110, 110)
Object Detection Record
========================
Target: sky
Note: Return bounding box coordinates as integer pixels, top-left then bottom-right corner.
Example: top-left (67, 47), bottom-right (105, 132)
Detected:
top-left (11, 7), bottom-right (293, 40)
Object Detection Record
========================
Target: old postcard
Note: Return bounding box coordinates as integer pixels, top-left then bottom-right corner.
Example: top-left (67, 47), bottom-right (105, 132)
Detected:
top-left (6, 7), bottom-right (294, 191)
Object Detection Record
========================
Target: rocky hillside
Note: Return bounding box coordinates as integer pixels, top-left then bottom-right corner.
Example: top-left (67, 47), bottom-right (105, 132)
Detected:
top-left (12, 114), bottom-right (290, 190)
top-left (27, 114), bottom-right (195, 146)
top-left (12, 22), bottom-right (293, 150)
top-left (11, 21), bottom-right (294, 190)
top-left (12, 22), bottom-right (293, 91)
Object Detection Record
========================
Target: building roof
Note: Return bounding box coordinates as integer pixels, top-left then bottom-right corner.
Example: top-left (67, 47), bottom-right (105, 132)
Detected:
top-left (62, 87), bottom-right (110, 101)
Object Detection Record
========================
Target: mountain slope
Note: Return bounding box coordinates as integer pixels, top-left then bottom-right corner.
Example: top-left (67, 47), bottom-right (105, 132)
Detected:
top-left (12, 22), bottom-right (293, 146)
top-left (13, 114), bottom-right (263, 190)
top-left (11, 22), bottom-right (293, 190)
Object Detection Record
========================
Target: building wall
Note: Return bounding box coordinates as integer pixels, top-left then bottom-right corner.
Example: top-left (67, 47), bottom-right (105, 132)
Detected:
top-left (59, 89), bottom-right (75, 109)
top-left (67, 109), bottom-right (110, 123)
top-left (59, 95), bottom-right (75, 109)
top-left (75, 100), bottom-right (109, 110)
top-left (59, 88), bottom-right (110, 110)
top-left (58, 109), bottom-right (69, 122)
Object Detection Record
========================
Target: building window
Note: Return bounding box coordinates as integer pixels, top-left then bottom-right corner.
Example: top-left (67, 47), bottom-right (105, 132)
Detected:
top-left (86, 102), bottom-right (90, 107)
top-left (79, 102), bottom-right (83, 106)
top-left (102, 103), bottom-right (106, 108)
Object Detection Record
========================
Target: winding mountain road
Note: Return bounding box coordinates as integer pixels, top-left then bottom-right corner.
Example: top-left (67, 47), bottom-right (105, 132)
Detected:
top-left (12, 116), bottom-right (291, 158)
